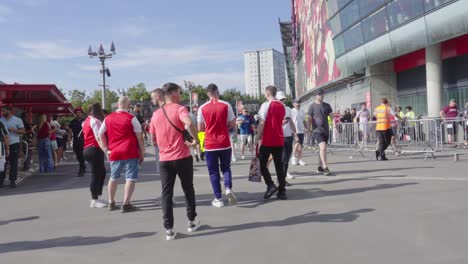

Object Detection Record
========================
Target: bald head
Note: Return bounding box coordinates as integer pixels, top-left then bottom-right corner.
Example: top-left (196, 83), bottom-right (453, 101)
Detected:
top-left (118, 96), bottom-right (130, 110)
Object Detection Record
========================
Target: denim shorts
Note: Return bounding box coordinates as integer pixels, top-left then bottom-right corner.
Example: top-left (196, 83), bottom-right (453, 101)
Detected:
top-left (110, 159), bottom-right (139, 181)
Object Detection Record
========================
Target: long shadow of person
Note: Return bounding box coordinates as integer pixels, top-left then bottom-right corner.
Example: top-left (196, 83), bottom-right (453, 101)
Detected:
top-left (0, 216), bottom-right (40, 226)
top-left (180, 208), bottom-right (375, 239)
top-left (0, 232), bottom-right (156, 254)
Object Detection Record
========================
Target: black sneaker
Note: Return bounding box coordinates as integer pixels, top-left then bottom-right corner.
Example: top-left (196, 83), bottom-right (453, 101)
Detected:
top-left (195, 155), bottom-right (200, 162)
top-left (317, 166), bottom-right (325, 174)
top-left (9, 182), bottom-right (16, 189)
top-left (380, 155), bottom-right (388, 161)
top-left (285, 181), bottom-right (292, 187)
top-left (375, 150), bottom-right (380, 161)
top-left (264, 185), bottom-right (278, 199)
top-left (121, 203), bottom-right (137, 213)
top-left (108, 202), bottom-right (118, 211)
top-left (277, 190), bottom-right (287, 200)
top-left (323, 167), bottom-right (333, 176)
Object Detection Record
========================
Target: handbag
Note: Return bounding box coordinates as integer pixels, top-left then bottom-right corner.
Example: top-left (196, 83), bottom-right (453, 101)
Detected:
top-left (161, 105), bottom-right (194, 143)
top-left (248, 144), bottom-right (262, 183)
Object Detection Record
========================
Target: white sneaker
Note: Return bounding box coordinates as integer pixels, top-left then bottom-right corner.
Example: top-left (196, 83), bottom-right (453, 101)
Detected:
top-left (241, 155), bottom-right (245, 160)
top-left (211, 198), bottom-right (224, 208)
top-left (232, 156), bottom-right (237, 162)
top-left (166, 229), bottom-right (177, 240)
top-left (298, 160), bottom-right (306, 166)
top-left (286, 173), bottom-right (295, 179)
top-left (90, 199), bottom-right (108, 208)
top-left (226, 189), bottom-right (237, 205)
top-left (188, 218), bottom-right (201, 232)
top-left (291, 157), bottom-right (298, 166)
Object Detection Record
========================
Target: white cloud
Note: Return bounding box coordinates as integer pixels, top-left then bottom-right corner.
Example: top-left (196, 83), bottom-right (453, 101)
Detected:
top-left (113, 17), bottom-right (148, 38)
top-left (176, 71), bottom-right (245, 92)
top-left (17, 41), bottom-right (83, 59)
top-left (0, 4), bottom-right (12, 23)
top-left (110, 46), bottom-right (240, 70)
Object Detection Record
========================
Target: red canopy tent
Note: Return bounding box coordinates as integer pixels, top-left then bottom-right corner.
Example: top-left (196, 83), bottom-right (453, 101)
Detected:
top-left (0, 83), bottom-right (73, 116)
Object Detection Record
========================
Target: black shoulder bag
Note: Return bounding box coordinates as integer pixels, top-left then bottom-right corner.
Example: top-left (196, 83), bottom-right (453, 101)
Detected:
top-left (161, 105), bottom-right (194, 143)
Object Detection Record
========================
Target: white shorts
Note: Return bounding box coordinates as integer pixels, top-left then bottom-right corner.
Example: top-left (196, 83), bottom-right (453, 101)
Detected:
top-left (240, 135), bottom-right (252, 145)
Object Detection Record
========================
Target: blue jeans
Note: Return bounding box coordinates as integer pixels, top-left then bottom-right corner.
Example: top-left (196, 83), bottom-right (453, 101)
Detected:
top-left (205, 148), bottom-right (232, 199)
top-left (38, 138), bottom-right (54, 173)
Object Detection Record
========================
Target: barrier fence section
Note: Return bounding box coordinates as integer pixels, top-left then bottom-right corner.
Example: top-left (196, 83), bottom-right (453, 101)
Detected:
top-left (438, 118), bottom-right (468, 152)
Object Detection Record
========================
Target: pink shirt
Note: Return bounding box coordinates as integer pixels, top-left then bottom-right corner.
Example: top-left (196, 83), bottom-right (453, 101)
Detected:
top-left (151, 103), bottom-right (191, 162)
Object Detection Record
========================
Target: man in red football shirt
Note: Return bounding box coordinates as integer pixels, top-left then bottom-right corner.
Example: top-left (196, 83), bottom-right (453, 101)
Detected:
top-left (256, 86), bottom-right (287, 200)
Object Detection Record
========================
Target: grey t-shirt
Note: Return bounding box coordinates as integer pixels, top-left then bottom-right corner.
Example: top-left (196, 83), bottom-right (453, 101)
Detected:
top-left (308, 102), bottom-right (333, 135)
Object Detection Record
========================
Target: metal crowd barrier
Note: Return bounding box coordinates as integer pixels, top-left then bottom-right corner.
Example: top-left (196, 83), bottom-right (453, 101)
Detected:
top-left (439, 118), bottom-right (468, 152)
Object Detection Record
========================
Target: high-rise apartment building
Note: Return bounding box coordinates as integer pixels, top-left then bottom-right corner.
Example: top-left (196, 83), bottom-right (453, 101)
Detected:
top-left (244, 48), bottom-right (287, 97)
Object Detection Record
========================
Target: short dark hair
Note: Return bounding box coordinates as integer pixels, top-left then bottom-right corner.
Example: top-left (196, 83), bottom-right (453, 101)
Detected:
top-left (53, 115), bottom-right (58, 120)
top-left (381, 98), bottom-right (388, 104)
top-left (162, 82), bottom-right (182, 96)
top-left (1, 105), bottom-right (11, 111)
top-left (206, 83), bottom-right (219, 94)
top-left (406, 106), bottom-right (412, 111)
top-left (361, 102), bottom-right (366, 106)
top-left (151, 88), bottom-right (163, 96)
top-left (265, 85), bottom-right (277, 97)
top-left (135, 103), bottom-right (141, 108)
top-left (88, 103), bottom-right (105, 122)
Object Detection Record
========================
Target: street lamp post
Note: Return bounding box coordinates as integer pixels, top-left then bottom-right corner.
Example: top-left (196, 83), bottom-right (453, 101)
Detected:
top-left (88, 42), bottom-right (116, 109)
top-left (184, 80), bottom-right (195, 113)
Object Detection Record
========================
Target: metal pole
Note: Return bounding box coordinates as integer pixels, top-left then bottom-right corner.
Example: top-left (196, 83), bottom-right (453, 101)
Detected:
top-left (101, 58), bottom-right (106, 109)
top-left (256, 51), bottom-right (262, 98)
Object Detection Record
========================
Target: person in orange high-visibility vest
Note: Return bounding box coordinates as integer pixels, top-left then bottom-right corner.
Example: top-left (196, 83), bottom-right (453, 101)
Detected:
top-left (374, 98), bottom-right (396, 160)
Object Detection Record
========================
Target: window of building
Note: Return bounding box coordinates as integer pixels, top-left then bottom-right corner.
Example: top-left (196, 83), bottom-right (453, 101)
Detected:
top-left (424, 0), bottom-right (454, 11)
top-left (387, 0), bottom-right (424, 29)
top-left (343, 23), bottom-right (364, 51)
top-left (327, 0), bottom-right (340, 18)
top-left (357, 0), bottom-right (387, 17)
top-left (361, 7), bottom-right (388, 41)
top-left (340, 0), bottom-right (360, 29)
top-left (329, 15), bottom-right (342, 35)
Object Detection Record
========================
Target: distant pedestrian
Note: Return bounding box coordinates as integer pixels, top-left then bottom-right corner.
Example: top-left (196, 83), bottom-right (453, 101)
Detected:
top-left (69, 107), bottom-right (86, 177)
top-left (256, 85), bottom-right (287, 200)
top-left (276, 91), bottom-right (298, 182)
top-left (374, 98), bottom-right (396, 160)
top-left (355, 103), bottom-right (370, 143)
top-left (0, 105), bottom-right (25, 188)
top-left (151, 82), bottom-right (200, 240)
top-left (82, 103), bottom-right (108, 209)
top-left (0, 120), bottom-right (9, 187)
top-left (198, 83), bottom-right (237, 207)
top-left (307, 88), bottom-right (334, 176)
top-left (463, 102), bottom-right (468, 149)
top-left (237, 107), bottom-right (254, 160)
top-left (440, 99), bottom-right (459, 144)
top-left (149, 88), bottom-right (165, 174)
top-left (291, 99), bottom-right (307, 166)
top-left (99, 96), bottom-right (145, 213)
top-left (36, 114), bottom-right (54, 174)
top-left (20, 112), bottom-right (35, 171)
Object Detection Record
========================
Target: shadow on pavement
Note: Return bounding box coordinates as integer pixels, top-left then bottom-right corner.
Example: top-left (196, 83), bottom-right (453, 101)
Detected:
top-left (0, 216), bottom-right (40, 226)
top-left (180, 209), bottom-right (375, 239)
top-left (0, 232), bottom-right (156, 254)
top-left (291, 174), bottom-right (408, 185)
top-left (293, 167), bottom-right (432, 176)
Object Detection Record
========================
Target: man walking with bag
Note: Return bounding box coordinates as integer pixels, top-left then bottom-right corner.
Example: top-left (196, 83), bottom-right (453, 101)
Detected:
top-left (256, 85), bottom-right (287, 200)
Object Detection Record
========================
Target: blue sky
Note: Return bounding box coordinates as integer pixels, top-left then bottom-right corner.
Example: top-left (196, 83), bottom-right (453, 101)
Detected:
top-left (0, 0), bottom-right (291, 95)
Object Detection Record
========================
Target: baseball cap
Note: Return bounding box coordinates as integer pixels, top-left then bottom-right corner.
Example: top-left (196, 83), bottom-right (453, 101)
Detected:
top-left (74, 107), bottom-right (83, 113)
top-left (277, 91), bottom-right (286, 100)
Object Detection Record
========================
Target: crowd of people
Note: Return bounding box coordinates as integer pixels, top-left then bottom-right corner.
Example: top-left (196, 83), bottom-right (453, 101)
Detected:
top-left (0, 83), bottom-right (467, 241)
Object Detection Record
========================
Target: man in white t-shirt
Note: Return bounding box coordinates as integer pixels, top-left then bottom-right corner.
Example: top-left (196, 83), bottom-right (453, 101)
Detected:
top-left (291, 99), bottom-right (306, 166)
top-left (354, 103), bottom-right (370, 143)
top-left (277, 92), bottom-right (299, 182)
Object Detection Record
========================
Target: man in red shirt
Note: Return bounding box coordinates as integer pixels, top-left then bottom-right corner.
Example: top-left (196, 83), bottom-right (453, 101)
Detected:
top-left (99, 96), bottom-right (145, 213)
top-left (440, 99), bottom-right (460, 144)
top-left (151, 82), bottom-right (200, 240)
top-left (198, 83), bottom-right (237, 208)
top-left (256, 85), bottom-right (287, 200)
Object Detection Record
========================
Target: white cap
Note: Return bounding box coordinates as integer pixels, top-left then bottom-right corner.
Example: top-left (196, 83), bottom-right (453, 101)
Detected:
top-left (277, 91), bottom-right (286, 100)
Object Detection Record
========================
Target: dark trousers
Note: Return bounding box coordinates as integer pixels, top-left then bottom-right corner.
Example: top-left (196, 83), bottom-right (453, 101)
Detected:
top-left (205, 148), bottom-right (232, 199)
top-left (259, 145), bottom-right (286, 191)
top-left (282, 137), bottom-right (293, 175)
top-left (160, 156), bottom-right (197, 230)
top-left (377, 129), bottom-right (392, 158)
top-left (0, 143), bottom-right (19, 184)
top-left (83, 147), bottom-right (106, 200)
top-left (73, 141), bottom-right (86, 174)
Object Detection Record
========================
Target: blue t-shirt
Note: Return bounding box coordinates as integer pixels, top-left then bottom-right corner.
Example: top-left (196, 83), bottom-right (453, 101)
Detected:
top-left (238, 115), bottom-right (252, 135)
top-left (1, 116), bottom-right (24, 145)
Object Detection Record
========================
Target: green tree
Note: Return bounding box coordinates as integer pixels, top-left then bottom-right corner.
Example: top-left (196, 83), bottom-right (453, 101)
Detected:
top-left (68, 89), bottom-right (87, 108)
top-left (84, 89), bottom-right (119, 111)
top-left (126, 83), bottom-right (150, 102)
top-left (221, 88), bottom-right (242, 102)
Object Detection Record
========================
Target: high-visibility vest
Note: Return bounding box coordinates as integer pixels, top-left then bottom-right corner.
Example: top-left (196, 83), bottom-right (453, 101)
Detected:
top-left (375, 104), bottom-right (391, 131)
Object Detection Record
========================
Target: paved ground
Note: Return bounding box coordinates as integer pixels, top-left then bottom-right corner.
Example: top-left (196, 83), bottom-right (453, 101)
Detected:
top-left (1, 147), bottom-right (468, 264)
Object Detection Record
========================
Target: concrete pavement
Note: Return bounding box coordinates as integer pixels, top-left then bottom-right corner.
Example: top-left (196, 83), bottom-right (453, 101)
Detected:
top-left (1, 147), bottom-right (468, 264)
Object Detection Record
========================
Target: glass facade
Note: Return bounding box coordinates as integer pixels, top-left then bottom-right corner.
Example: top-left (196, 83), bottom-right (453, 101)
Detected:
top-left (330, 0), bottom-right (457, 57)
